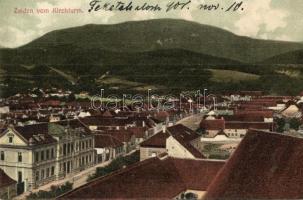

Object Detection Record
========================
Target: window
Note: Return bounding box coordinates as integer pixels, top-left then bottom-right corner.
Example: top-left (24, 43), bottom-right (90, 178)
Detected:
top-left (71, 144), bottom-right (74, 153)
top-left (8, 136), bottom-right (13, 143)
top-left (35, 171), bottom-right (39, 181)
top-left (51, 166), bottom-right (55, 176)
top-left (46, 149), bottom-right (49, 159)
top-left (89, 139), bottom-right (92, 148)
top-left (86, 141), bottom-right (88, 149)
top-left (46, 168), bottom-right (50, 178)
top-left (81, 142), bottom-right (84, 150)
top-left (18, 171), bottom-right (22, 183)
top-left (63, 144), bottom-right (67, 155)
top-left (0, 151), bottom-right (4, 161)
top-left (35, 152), bottom-right (39, 162)
top-left (67, 143), bottom-right (70, 154)
top-left (18, 152), bottom-right (22, 162)
top-left (63, 162), bottom-right (66, 172)
top-left (41, 169), bottom-right (45, 179)
top-left (41, 151), bottom-right (44, 161)
top-left (51, 148), bottom-right (54, 158)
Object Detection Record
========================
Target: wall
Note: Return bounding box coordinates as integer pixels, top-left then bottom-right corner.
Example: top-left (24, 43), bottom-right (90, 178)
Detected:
top-left (166, 137), bottom-right (194, 159)
top-left (139, 147), bottom-right (166, 161)
top-left (0, 183), bottom-right (17, 199)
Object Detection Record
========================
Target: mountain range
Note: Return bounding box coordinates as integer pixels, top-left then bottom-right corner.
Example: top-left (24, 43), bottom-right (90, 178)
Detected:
top-left (1, 19), bottom-right (303, 96)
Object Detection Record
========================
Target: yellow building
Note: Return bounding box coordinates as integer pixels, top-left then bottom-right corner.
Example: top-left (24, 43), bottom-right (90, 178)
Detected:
top-left (0, 120), bottom-right (95, 194)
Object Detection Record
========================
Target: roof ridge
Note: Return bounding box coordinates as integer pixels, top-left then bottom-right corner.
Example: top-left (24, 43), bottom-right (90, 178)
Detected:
top-left (58, 156), bottom-right (157, 198)
top-left (248, 129), bottom-right (303, 140)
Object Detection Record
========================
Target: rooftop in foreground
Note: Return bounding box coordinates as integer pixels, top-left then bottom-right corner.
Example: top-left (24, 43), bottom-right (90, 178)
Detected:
top-left (205, 129), bottom-right (303, 200)
top-left (58, 156), bottom-right (224, 199)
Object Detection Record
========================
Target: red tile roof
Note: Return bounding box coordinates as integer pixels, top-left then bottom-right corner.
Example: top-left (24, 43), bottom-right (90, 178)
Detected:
top-left (153, 111), bottom-right (170, 121)
top-left (128, 127), bottom-right (147, 139)
top-left (224, 91), bottom-right (263, 96)
top-left (1, 119), bottom-right (92, 146)
top-left (59, 157), bottom-right (224, 199)
top-left (205, 129), bottom-right (303, 200)
top-left (234, 110), bottom-right (273, 118)
top-left (39, 100), bottom-right (61, 107)
top-left (200, 119), bottom-right (225, 130)
top-left (0, 169), bottom-right (16, 188)
top-left (12, 124), bottom-right (57, 145)
top-left (103, 130), bottom-right (134, 143)
top-left (225, 121), bottom-right (275, 130)
top-left (167, 124), bottom-right (205, 158)
top-left (221, 114), bottom-right (264, 122)
top-left (94, 134), bottom-right (124, 148)
top-left (140, 131), bottom-right (170, 148)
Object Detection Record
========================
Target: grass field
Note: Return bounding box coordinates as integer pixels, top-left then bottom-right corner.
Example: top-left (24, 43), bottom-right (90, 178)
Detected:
top-left (208, 69), bottom-right (260, 83)
top-left (96, 75), bottom-right (163, 91)
top-left (20, 64), bottom-right (36, 70)
top-left (276, 69), bottom-right (301, 78)
top-left (49, 67), bottom-right (78, 84)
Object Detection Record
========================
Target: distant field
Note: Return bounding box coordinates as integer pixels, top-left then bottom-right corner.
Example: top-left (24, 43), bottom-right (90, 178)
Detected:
top-left (49, 67), bottom-right (78, 84)
top-left (96, 76), bottom-right (163, 91)
top-left (20, 64), bottom-right (36, 70)
top-left (276, 69), bottom-right (301, 78)
top-left (208, 69), bottom-right (260, 83)
top-left (97, 76), bottom-right (141, 87)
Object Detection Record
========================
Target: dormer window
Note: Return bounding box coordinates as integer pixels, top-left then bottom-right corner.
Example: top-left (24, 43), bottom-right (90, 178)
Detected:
top-left (8, 136), bottom-right (13, 143)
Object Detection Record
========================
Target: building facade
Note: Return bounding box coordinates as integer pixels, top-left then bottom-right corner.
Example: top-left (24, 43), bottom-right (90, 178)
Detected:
top-left (0, 121), bottom-right (95, 194)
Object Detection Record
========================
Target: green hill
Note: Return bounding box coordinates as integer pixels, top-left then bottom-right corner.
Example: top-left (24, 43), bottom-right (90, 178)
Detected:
top-left (11, 19), bottom-right (303, 63)
top-left (1, 19), bottom-right (303, 96)
top-left (262, 49), bottom-right (303, 64)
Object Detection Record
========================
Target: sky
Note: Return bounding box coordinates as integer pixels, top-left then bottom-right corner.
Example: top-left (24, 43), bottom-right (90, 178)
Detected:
top-left (0, 0), bottom-right (302, 48)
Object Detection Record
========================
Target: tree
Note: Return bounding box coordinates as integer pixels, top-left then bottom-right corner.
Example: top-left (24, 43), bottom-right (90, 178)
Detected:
top-left (276, 118), bottom-right (286, 133)
top-left (67, 93), bottom-right (76, 102)
top-left (289, 118), bottom-right (302, 131)
top-left (26, 182), bottom-right (73, 199)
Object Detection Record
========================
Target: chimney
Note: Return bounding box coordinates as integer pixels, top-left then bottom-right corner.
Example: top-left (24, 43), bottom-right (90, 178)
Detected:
top-left (8, 124), bottom-right (14, 129)
top-left (158, 152), bottom-right (169, 160)
top-left (142, 120), bottom-right (146, 127)
top-left (29, 137), bottom-right (35, 146)
top-left (39, 134), bottom-right (45, 140)
top-left (162, 126), bottom-right (166, 133)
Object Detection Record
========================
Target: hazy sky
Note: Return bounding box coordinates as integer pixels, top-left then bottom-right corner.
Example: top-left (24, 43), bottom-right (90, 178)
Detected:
top-left (0, 0), bottom-right (302, 48)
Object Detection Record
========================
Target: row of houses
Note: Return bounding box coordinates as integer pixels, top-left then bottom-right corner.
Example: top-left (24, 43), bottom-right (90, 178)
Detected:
top-left (200, 114), bottom-right (275, 138)
top-left (0, 114), bottom-right (168, 197)
top-left (139, 124), bottom-right (205, 161)
top-left (59, 128), bottom-right (303, 199)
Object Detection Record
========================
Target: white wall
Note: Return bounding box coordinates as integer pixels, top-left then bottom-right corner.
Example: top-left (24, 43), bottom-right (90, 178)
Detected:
top-left (166, 136), bottom-right (195, 159)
